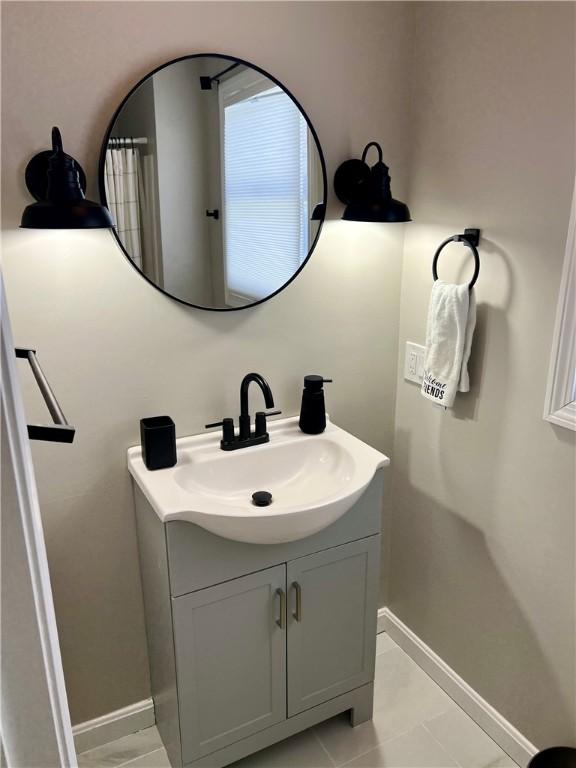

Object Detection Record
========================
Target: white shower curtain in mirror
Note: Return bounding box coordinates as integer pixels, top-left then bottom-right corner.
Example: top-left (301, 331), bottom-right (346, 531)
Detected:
top-left (104, 146), bottom-right (143, 268)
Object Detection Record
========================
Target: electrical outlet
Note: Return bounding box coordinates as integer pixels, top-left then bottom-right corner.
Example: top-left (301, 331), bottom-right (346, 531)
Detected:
top-left (404, 342), bottom-right (425, 384)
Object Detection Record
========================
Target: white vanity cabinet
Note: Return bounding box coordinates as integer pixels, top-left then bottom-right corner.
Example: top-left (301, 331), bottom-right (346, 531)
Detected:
top-left (134, 469), bottom-right (384, 768)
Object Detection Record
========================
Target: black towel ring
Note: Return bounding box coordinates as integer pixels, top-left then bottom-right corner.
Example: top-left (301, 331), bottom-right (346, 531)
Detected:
top-left (432, 228), bottom-right (481, 290)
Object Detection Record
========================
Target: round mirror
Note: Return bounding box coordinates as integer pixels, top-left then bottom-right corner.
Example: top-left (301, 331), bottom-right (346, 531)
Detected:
top-left (99, 54), bottom-right (326, 310)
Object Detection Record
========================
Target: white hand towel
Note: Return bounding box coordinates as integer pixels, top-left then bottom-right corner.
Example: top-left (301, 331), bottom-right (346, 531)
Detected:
top-left (421, 281), bottom-right (476, 407)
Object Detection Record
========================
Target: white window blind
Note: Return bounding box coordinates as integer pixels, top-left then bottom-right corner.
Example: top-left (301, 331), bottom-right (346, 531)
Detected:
top-left (223, 84), bottom-right (309, 302)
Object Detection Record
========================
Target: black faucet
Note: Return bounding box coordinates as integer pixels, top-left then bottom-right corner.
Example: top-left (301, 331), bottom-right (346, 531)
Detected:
top-left (205, 372), bottom-right (281, 451)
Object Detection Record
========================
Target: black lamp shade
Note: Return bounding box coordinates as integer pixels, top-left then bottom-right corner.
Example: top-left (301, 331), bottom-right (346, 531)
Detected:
top-left (342, 198), bottom-right (411, 223)
top-left (311, 202), bottom-right (326, 221)
top-left (334, 142), bottom-right (411, 223)
top-left (21, 199), bottom-right (114, 229)
top-left (21, 127), bottom-right (113, 229)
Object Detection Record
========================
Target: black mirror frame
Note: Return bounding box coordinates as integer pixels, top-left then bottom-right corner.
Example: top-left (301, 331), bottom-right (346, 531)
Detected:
top-left (98, 53), bottom-right (328, 312)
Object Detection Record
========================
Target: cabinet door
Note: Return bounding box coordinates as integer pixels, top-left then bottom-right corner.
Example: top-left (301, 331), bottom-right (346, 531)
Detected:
top-left (173, 565), bottom-right (287, 762)
top-left (287, 536), bottom-right (379, 716)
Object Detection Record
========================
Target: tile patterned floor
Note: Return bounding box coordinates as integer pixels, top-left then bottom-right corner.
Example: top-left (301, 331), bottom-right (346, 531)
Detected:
top-left (77, 633), bottom-right (519, 768)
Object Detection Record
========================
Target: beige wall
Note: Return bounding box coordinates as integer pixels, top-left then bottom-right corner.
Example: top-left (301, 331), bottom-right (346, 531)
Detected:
top-left (1, 1), bottom-right (411, 724)
top-left (390, 1), bottom-right (575, 748)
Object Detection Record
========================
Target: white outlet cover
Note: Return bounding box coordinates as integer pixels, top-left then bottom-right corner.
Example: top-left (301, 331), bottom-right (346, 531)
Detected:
top-left (404, 342), bottom-right (425, 384)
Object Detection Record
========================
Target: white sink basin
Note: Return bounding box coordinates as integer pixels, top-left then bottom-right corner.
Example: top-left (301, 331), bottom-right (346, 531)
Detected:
top-left (128, 416), bottom-right (389, 545)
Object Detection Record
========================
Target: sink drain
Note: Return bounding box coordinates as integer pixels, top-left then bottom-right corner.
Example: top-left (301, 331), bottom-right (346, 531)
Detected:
top-left (252, 491), bottom-right (273, 507)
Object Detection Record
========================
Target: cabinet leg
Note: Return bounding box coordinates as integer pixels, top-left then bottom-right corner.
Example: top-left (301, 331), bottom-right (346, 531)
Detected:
top-left (349, 688), bottom-right (374, 727)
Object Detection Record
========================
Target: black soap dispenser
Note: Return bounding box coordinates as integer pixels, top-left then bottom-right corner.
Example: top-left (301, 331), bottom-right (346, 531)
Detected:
top-left (299, 375), bottom-right (332, 434)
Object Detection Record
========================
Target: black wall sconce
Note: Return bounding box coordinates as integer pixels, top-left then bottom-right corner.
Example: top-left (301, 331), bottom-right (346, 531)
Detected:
top-left (334, 141), bottom-right (411, 223)
top-left (21, 127), bottom-right (113, 229)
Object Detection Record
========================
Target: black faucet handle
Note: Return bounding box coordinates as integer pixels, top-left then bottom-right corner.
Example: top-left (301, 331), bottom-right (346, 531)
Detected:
top-left (255, 410), bottom-right (282, 438)
top-left (205, 417), bottom-right (235, 444)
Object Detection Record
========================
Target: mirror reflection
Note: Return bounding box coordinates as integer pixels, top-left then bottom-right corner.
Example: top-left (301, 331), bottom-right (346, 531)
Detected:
top-left (100, 55), bottom-right (326, 310)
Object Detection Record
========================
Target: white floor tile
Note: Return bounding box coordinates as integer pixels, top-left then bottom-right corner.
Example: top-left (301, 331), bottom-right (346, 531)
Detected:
top-left (341, 725), bottom-right (458, 768)
top-left (229, 728), bottom-right (334, 768)
top-left (376, 633), bottom-right (397, 655)
top-left (314, 648), bottom-right (455, 766)
top-left (78, 727), bottom-right (163, 768)
top-left (423, 708), bottom-right (518, 768)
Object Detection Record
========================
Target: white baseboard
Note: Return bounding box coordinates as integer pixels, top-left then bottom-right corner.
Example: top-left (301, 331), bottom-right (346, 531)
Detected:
top-left (378, 608), bottom-right (538, 767)
top-left (377, 608), bottom-right (388, 634)
top-left (72, 698), bottom-right (155, 754)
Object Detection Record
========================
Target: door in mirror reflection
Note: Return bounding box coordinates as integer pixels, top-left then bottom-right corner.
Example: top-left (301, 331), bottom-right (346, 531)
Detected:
top-left (100, 55), bottom-right (326, 310)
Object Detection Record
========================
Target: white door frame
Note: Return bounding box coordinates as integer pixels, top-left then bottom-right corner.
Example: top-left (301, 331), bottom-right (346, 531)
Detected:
top-left (1, 273), bottom-right (77, 767)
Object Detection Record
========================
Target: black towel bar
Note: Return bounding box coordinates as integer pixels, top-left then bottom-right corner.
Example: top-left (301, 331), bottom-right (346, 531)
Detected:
top-left (15, 347), bottom-right (75, 443)
top-left (432, 228), bottom-right (481, 290)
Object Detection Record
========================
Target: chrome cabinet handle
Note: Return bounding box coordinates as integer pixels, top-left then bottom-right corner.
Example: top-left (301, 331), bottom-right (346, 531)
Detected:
top-left (275, 588), bottom-right (286, 629)
top-left (292, 581), bottom-right (302, 622)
